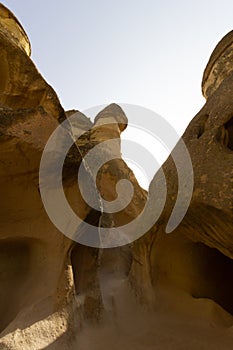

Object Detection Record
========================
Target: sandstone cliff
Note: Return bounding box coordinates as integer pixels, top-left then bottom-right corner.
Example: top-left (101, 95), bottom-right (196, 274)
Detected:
top-left (0, 4), bottom-right (232, 350)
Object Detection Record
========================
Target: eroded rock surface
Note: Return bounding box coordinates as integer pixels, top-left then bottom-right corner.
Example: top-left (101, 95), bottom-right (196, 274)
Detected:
top-left (0, 4), bottom-right (233, 350)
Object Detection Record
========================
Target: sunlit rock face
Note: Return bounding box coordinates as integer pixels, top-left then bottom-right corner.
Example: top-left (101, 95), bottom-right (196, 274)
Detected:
top-left (202, 30), bottom-right (233, 99)
top-left (0, 4), bottom-right (233, 350)
top-left (0, 3), bottom-right (31, 56)
top-left (0, 3), bottom-right (63, 118)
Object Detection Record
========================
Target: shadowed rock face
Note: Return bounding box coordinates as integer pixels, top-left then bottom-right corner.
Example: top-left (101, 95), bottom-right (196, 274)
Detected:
top-left (0, 4), bottom-right (233, 350)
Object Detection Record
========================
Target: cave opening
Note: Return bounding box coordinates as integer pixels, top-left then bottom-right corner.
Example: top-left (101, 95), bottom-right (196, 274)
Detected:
top-left (151, 231), bottom-right (233, 318)
top-left (191, 242), bottom-right (233, 316)
top-left (225, 117), bottom-right (233, 150)
top-left (0, 240), bottom-right (30, 333)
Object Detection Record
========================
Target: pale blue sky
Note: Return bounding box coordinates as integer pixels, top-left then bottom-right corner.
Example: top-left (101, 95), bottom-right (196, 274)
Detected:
top-left (2, 0), bottom-right (233, 134)
top-left (2, 1), bottom-right (233, 188)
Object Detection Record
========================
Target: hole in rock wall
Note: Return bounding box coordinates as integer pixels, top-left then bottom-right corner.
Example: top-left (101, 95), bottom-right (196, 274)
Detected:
top-left (218, 117), bottom-right (233, 150)
top-left (197, 114), bottom-right (208, 139)
top-left (71, 244), bottom-right (99, 296)
top-left (152, 233), bottom-right (233, 317)
top-left (71, 244), bottom-right (103, 321)
top-left (192, 243), bottom-right (233, 316)
top-left (0, 240), bottom-right (30, 333)
top-left (225, 117), bottom-right (233, 150)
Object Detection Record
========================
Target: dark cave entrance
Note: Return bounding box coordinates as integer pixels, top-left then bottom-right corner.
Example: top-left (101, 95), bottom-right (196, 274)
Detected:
top-left (152, 230), bottom-right (233, 317)
top-left (225, 117), bottom-right (233, 150)
top-left (192, 242), bottom-right (233, 316)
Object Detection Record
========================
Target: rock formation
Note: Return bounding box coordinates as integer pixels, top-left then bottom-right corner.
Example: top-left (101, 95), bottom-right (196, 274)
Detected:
top-left (0, 4), bottom-right (232, 349)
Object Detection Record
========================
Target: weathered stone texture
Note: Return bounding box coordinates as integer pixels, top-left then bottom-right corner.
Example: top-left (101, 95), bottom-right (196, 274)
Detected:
top-left (0, 4), bottom-right (233, 349)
